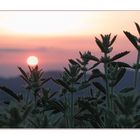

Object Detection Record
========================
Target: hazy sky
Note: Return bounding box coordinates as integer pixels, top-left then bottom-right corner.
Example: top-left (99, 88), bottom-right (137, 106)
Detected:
top-left (0, 11), bottom-right (140, 77)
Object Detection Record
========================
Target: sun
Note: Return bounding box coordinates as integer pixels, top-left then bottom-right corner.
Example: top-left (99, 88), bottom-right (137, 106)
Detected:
top-left (27, 56), bottom-right (39, 66)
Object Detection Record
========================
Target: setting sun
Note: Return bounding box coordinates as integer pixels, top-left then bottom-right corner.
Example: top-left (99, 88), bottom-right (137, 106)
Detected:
top-left (27, 56), bottom-right (39, 66)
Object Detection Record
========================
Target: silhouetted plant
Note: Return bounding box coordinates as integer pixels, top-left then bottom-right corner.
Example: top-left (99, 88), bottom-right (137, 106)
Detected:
top-left (0, 22), bottom-right (140, 128)
top-left (0, 86), bottom-right (23, 102)
top-left (0, 101), bottom-right (32, 128)
top-left (75, 89), bottom-right (106, 128)
top-left (53, 61), bottom-right (86, 128)
top-left (94, 34), bottom-right (129, 110)
top-left (113, 92), bottom-right (140, 128)
top-left (0, 65), bottom-right (59, 128)
top-left (124, 22), bottom-right (140, 88)
top-left (18, 66), bottom-right (51, 107)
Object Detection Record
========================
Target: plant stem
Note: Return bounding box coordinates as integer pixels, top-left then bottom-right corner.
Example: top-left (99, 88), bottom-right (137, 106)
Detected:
top-left (134, 51), bottom-right (140, 89)
top-left (67, 93), bottom-right (71, 128)
top-left (110, 85), bottom-right (114, 111)
top-left (31, 90), bottom-right (37, 108)
top-left (70, 92), bottom-right (74, 128)
top-left (83, 65), bottom-right (87, 82)
top-left (34, 94), bottom-right (37, 108)
top-left (104, 53), bottom-right (110, 110)
top-left (83, 71), bottom-right (86, 82)
top-left (64, 93), bottom-right (70, 128)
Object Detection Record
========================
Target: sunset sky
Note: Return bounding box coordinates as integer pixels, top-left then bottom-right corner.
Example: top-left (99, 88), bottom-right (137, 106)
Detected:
top-left (0, 11), bottom-right (140, 77)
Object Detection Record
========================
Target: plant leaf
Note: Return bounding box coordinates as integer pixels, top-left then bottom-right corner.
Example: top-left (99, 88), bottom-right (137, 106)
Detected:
top-left (115, 99), bottom-right (124, 113)
top-left (54, 79), bottom-right (70, 90)
top-left (88, 55), bottom-right (99, 62)
top-left (42, 88), bottom-right (49, 100)
top-left (48, 91), bottom-right (57, 100)
top-left (48, 100), bottom-right (66, 113)
top-left (0, 86), bottom-right (21, 102)
top-left (22, 105), bottom-right (32, 120)
top-left (89, 62), bottom-right (101, 70)
top-left (135, 22), bottom-right (140, 36)
top-left (111, 68), bottom-right (126, 87)
top-left (123, 31), bottom-right (138, 50)
top-left (110, 62), bottom-right (132, 68)
top-left (76, 72), bottom-right (84, 81)
top-left (88, 69), bottom-right (103, 81)
top-left (93, 82), bottom-right (106, 94)
top-left (78, 83), bottom-right (90, 90)
top-left (132, 64), bottom-right (140, 69)
top-left (133, 95), bottom-right (140, 106)
top-left (18, 67), bottom-right (28, 79)
top-left (20, 75), bottom-right (30, 85)
top-left (40, 77), bottom-right (51, 86)
top-left (69, 59), bottom-right (79, 65)
top-left (111, 51), bottom-right (130, 61)
top-left (120, 87), bottom-right (134, 93)
top-left (76, 58), bottom-right (83, 65)
top-left (109, 35), bottom-right (117, 46)
top-left (95, 37), bottom-right (105, 53)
